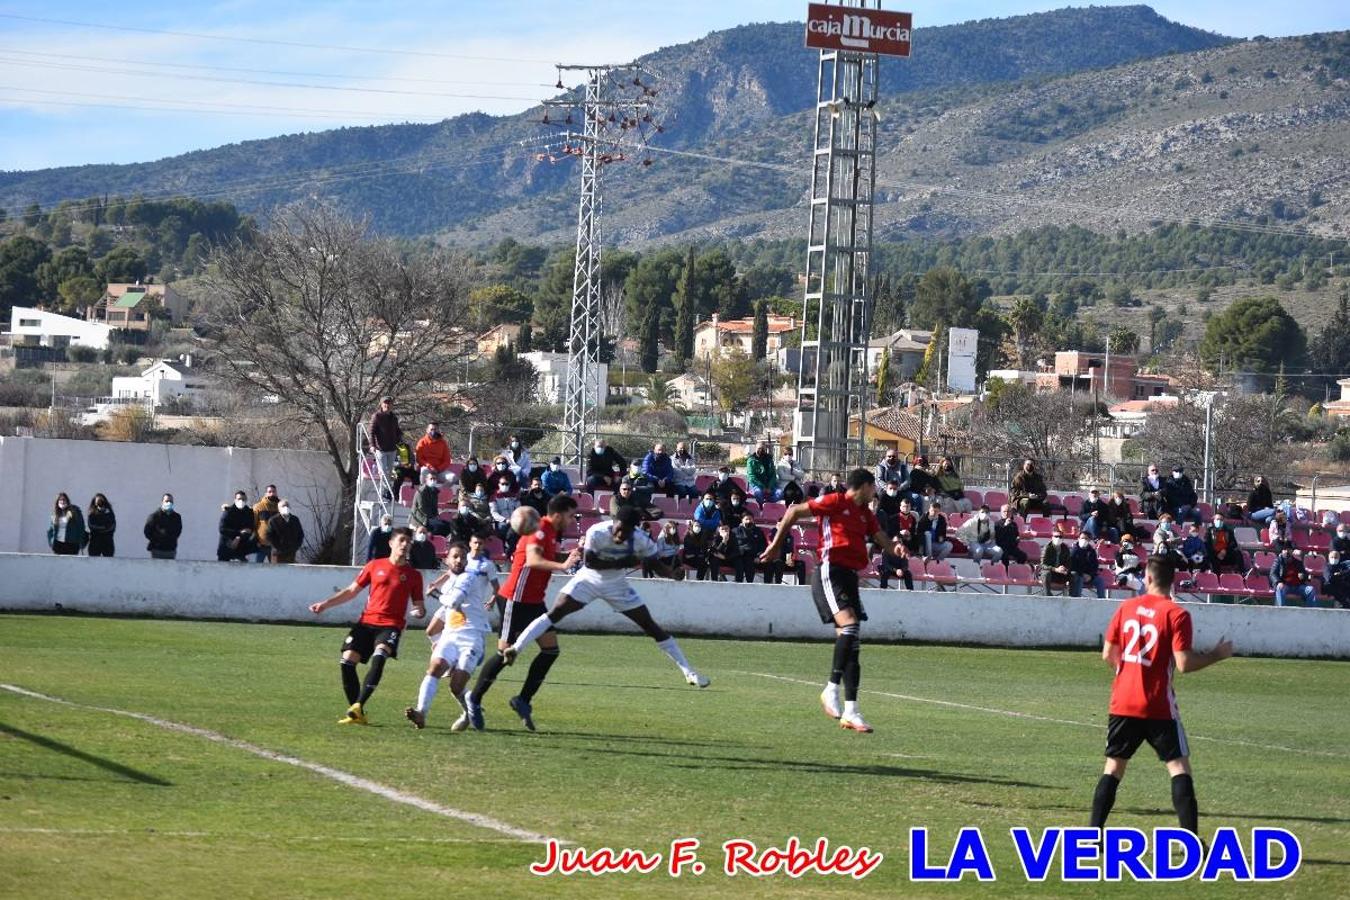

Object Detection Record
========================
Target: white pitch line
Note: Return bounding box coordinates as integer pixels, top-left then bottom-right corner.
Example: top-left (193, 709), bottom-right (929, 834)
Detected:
top-left (0, 683), bottom-right (564, 844)
top-left (733, 670), bottom-right (1343, 759)
top-left (0, 827), bottom-right (528, 844)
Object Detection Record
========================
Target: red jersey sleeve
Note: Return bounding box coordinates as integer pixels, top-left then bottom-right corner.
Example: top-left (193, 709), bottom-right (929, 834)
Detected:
top-left (410, 570), bottom-right (425, 605)
top-left (1170, 606), bottom-right (1193, 654)
top-left (355, 561), bottom-right (375, 589)
top-left (806, 494), bottom-right (833, 518)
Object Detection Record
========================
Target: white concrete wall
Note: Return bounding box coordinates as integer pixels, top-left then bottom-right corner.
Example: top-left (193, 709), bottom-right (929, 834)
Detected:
top-left (0, 437), bottom-right (343, 561)
top-left (1, 554), bottom-right (1346, 658)
top-left (8, 305), bottom-right (113, 349)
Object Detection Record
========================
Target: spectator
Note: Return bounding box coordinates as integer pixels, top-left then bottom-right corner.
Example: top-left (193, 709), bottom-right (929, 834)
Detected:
top-left (626, 463), bottom-right (658, 512)
top-left (144, 493), bottom-right (182, 560)
top-left (451, 488), bottom-right (493, 543)
top-left (893, 497), bottom-right (922, 558)
top-left (1325, 550), bottom-right (1350, 609)
top-left (392, 439), bottom-right (418, 491)
top-left (1179, 524), bottom-right (1208, 571)
top-left (917, 501), bottom-right (951, 561)
top-left (369, 396), bottom-right (402, 498)
top-left (693, 491), bottom-right (722, 530)
top-left (503, 435), bottom-right (532, 481)
top-left (519, 476), bottom-right (550, 515)
top-left (771, 524), bottom-right (807, 585)
top-left (1114, 535), bottom-right (1145, 592)
top-left (746, 441), bottom-right (782, 502)
top-left (415, 422), bottom-right (454, 486)
top-left (877, 535), bottom-right (914, 591)
top-left (252, 484), bottom-right (280, 563)
top-left (609, 479), bottom-right (647, 521)
top-left (47, 492), bottom-right (87, 556)
top-left (708, 522), bottom-right (742, 582)
top-left (585, 438), bottom-right (626, 491)
top-left (367, 514), bottom-right (394, 562)
top-left (875, 479), bottom-right (904, 536)
top-left (671, 442), bottom-right (699, 500)
top-left (722, 489), bottom-right (749, 524)
top-left (1162, 465), bottom-right (1200, 524)
top-left (875, 448), bottom-right (906, 489)
top-left (1205, 514), bottom-right (1244, 574)
top-left (409, 473), bottom-right (443, 533)
top-left (86, 493), bottom-right (116, 558)
top-left (1041, 527), bottom-right (1072, 595)
top-left (490, 477), bottom-right (521, 552)
top-left (1069, 534), bottom-right (1107, 598)
top-left (1139, 464), bottom-right (1165, 520)
top-left (778, 445), bottom-right (807, 503)
top-left (681, 521), bottom-right (712, 580)
top-left (958, 505), bottom-right (1001, 562)
top-left (934, 457), bottom-right (971, 514)
top-left (1246, 475), bottom-right (1277, 524)
top-left (1270, 547), bottom-right (1317, 607)
top-left (823, 472), bottom-right (846, 496)
top-left (408, 525), bottom-right (439, 570)
top-left (1080, 488), bottom-right (1117, 541)
top-left (1332, 523), bottom-right (1350, 558)
top-left (994, 504), bottom-right (1026, 565)
top-left (217, 490), bottom-right (258, 562)
top-left (640, 442), bottom-right (677, 498)
top-left (1267, 510), bottom-right (1293, 551)
top-left (489, 456), bottom-right (518, 496)
top-left (265, 499), bottom-right (305, 564)
top-left (458, 456), bottom-right (487, 496)
top-left (711, 466), bottom-right (740, 503)
top-left (541, 457), bottom-right (573, 497)
top-left (645, 521), bottom-right (683, 578)
top-left (1010, 459), bottom-right (1048, 516)
top-left (1151, 513), bottom-right (1178, 554)
top-left (1108, 490), bottom-right (1135, 541)
top-left (734, 512), bottom-right (772, 583)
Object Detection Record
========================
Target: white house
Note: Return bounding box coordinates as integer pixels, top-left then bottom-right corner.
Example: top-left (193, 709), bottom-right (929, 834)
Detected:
top-left (520, 351), bottom-right (607, 408)
top-left (693, 313), bottom-right (797, 362)
top-left (7, 305), bottom-right (112, 350)
top-left (110, 359), bottom-right (217, 408)
top-left (866, 329), bottom-right (932, 378)
top-left (667, 372), bottom-right (712, 412)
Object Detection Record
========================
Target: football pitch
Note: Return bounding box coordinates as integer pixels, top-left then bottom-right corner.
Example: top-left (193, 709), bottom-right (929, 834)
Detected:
top-left (1, 614), bottom-right (1347, 898)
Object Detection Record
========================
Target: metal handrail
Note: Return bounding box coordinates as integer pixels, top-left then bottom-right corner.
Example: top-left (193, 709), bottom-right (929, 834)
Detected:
top-left (351, 422), bottom-right (395, 565)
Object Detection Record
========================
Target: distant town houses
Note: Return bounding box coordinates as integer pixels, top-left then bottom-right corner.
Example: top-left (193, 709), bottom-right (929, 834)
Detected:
top-left (85, 281), bottom-right (186, 330)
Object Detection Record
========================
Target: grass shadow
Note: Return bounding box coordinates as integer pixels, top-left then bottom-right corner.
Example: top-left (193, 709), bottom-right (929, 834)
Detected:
top-left (0, 721), bottom-right (171, 786)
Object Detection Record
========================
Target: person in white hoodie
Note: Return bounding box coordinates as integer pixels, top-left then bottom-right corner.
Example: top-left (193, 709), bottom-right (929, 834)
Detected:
top-left (671, 441), bottom-right (699, 500)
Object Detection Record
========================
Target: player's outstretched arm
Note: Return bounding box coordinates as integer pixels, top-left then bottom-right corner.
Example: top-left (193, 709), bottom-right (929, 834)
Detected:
top-left (309, 581), bottom-right (361, 615)
top-left (1176, 636), bottom-right (1234, 673)
top-left (760, 502), bottom-right (813, 563)
top-left (527, 543), bottom-right (580, 573)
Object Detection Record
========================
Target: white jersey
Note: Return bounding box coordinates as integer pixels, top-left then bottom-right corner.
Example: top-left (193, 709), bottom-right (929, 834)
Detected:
top-left (466, 555), bottom-right (498, 603)
top-left (582, 520), bottom-right (657, 582)
top-left (431, 568), bottom-right (492, 635)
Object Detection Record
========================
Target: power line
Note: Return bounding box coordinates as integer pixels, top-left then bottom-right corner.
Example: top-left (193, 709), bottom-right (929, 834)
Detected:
top-left (0, 12), bottom-right (557, 65)
top-left (0, 95), bottom-right (419, 122)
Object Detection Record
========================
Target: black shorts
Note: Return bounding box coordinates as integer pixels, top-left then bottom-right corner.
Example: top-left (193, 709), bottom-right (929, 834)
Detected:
top-left (496, 598), bottom-right (554, 644)
top-left (342, 624), bottom-right (402, 663)
top-left (811, 563), bottom-right (867, 625)
top-left (1105, 715), bottom-right (1189, 762)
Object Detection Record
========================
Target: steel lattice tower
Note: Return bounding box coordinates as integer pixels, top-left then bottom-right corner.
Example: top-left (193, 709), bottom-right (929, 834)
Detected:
top-left (794, 0), bottom-right (881, 476)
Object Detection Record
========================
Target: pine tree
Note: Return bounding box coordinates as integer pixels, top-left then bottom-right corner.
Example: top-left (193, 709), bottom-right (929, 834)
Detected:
top-left (876, 346), bottom-right (892, 405)
top-left (672, 246), bottom-right (698, 368)
top-left (640, 305), bottom-right (661, 374)
top-left (517, 322), bottom-right (533, 353)
top-left (750, 301), bottom-right (769, 361)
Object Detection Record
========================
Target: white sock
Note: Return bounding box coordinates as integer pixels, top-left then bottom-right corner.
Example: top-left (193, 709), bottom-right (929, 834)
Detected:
top-left (657, 637), bottom-right (693, 675)
top-left (416, 674), bottom-right (439, 713)
top-left (512, 614), bottom-right (554, 653)
top-left (843, 700), bottom-right (858, 716)
top-left (823, 681), bottom-right (839, 696)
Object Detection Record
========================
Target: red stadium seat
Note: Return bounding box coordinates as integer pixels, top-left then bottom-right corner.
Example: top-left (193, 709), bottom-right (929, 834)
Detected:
top-left (1018, 540), bottom-right (1042, 562)
top-left (398, 483), bottom-right (415, 507)
top-left (1192, 571), bottom-right (1220, 594)
top-left (1304, 554), bottom-right (1327, 578)
top-left (1028, 517), bottom-right (1055, 538)
top-left (758, 501), bottom-right (787, 523)
top-left (431, 535), bottom-right (448, 558)
top-left (926, 561), bottom-right (958, 589)
top-left (984, 490), bottom-right (1008, 509)
top-left (980, 561), bottom-right (1010, 591)
top-left (1006, 564), bottom-right (1037, 589)
top-left (694, 474), bottom-right (717, 494)
top-left (1251, 552), bottom-right (1277, 575)
top-left (571, 492), bottom-right (595, 512)
top-left (1243, 573), bottom-right (1275, 602)
top-left (1061, 494), bottom-right (1084, 517)
top-left (964, 489), bottom-right (983, 508)
top-left (653, 496), bottom-right (679, 519)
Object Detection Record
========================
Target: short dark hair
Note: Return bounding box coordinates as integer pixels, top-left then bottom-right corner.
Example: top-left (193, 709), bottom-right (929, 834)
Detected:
top-left (446, 541), bottom-right (469, 555)
top-left (391, 526), bottom-right (415, 541)
top-left (1145, 557), bottom-right (1176, 591)
top-left (614, 506), bottom-right (642, 530)
top-left (979, 504), bottom-right (990, 512)
top-left (846, 468), bottom-right (875, 490)
top-left (548, 494), bottom-right (578, 515)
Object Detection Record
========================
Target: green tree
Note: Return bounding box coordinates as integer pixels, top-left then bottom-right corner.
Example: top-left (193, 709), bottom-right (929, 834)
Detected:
top-left (95, 247), bottom-right (148, 284)
top-left (750, 301), bottom-right (768, 361)
top-left (1108, 326), bottom-right (1140, 355)
top-left (671, 246), bottom-right (698, 367)
top-left (467, 284), bottom-right (533, 331)
top-left (35, 246), bottom-right (95, 300)
top-left (1198, 296), bottom-right (1308, 375)
top-left (710, 347), bottom-right (757, 414)
top-left (624, 248), bottom-right (682, 336)
top-left (641, 373), bottom-right (684, 413)
top-left (695, 249), bottom-right (748, 318)
top-left (532, 250), bottom-right (575, 352)
top-left (1309, 287), bottom-right (1350, 390)
top-left (22, 203), bottom-right (41, 228)
top-left (639, 305), bottom-right (661, 374)
top-left (57, 275), bottom-right (103, 312)
top-left (909, 267), bottom-right (982, 330)
top-left (0, 235), bottom-right (52, 316)
top-left (876, 345), bottom-right (892, 405)
top-left (1147, 304), bottom-right (1166, 350)
top-left (517, 322), bottom-right (533, 353)
top-left (1005, 295), bottom-right (1043, 368)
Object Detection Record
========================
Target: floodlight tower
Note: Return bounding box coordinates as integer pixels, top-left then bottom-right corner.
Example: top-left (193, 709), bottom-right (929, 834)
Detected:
top-left (542, 64), bottom-right (658, 466)
top-left (794, 1), bottom-right (909, 475)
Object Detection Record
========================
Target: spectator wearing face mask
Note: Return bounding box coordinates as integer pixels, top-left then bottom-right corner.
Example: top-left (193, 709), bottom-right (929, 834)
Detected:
top-left (1139, 464), bottom-right (1165, 520)
top-left (694, 492), bottom-right (722, 531)
top-left (265, 499), bottom-right (305, 564)
top-left (1205, 515), bottom-right (1243, 574)
top-left (1114, 535), bottom-right (1145, 592)
top-left (709, 522), bottom-right (742, 582)
top-left (1162, 465), bottom-right (1200, 524)
top-left (86, 493), bottom-right (116, 558)
top-left (415, 422), bottom-right (455, 486)
top-left (489, 456), bottom-right (518, 496)
top-left (48, 492), bottom-right (87, 556)
top-left (218, 491), bottom-right (259, 562)
top-left (392, 439), bottom-right (418, 491)
top-left (735, 513), bottom-right (772, 583)
top-left (934, 457), bottom-right (971, 514)
top-left (875, 480), bottom-right (904, 536)
top-left (641, 442), bottom-right (677, 498)
top-left (778, 446), bottom-right (807, 501)
top-left (145, 493), bottom-right (182, 560)
top-left (1246, 475), bottom-right (1276, 524)
top-left (585, 438), bottom-right (626, 491)
top-left (1332, 524), bottom-right (1350, 558)
top-left (823, 472), bottom-right (846, 496)
top-left (252, 484), bottom-right (280, 563)
top-left (541, 457), bottom-right (573, 496)
top-left (681, 521), bottom-right (711, 580)
top-left (1080, 489), bottom-right (1117, 542)
top-left (367, 514), bottom-right (394, 561)
top-left (721, 488), bottom-right (748, 524)
top-left (1068, 534), bottom-right (1106, 598)
top-left (878, 501), bottom-right (916, 590)
top-left (451, 489), bottom-right (492, 543)
top-left (519, 476), bottom-right (549, 515)
top-left (712, 466), bottom-right (740, 504)
top-left (1010, 459), bottom-right (1047, 517)
top-left (993, 504), bottom-right (1026, 565)
top-left (1270, 546), bottom-right (1317, 607)
top-left (958, 505), bottom-right (1002, 562)
top-left (1267, 510), bottom-right (1293, 552)
top-left (1325, 550), bottom-right (1350, 609)
top-left (458, 456), bottom-right (486, 496)
top-left (503, 435), bottom-right (532, 481)
top-left (671, 442), bottom-right (699, 500)
top-left (644, 521), bottom-right (683, 578)
top-left (409, 472), bottom-right (443, 533)
top-left (746, 441), bottom-right (782, 503)
top-left (916, 501), bottom-right (951, 561)
top-left (1041, 526), bottom-right (1072, 595)
top-left (408, 525), bottom-right (440, 570)
top-left (1179, 524), bottom-right (1208, 571)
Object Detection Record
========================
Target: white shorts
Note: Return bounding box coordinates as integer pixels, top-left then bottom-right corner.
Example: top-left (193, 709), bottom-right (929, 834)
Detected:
top-left (561, 569), bottom-right (645, 613)
top-left (431, 629), bottom-right (485, 673)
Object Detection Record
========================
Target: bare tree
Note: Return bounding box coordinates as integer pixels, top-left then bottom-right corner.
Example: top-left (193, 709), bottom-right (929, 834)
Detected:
top-left (198, 203), bottom-right (472, 557)
top-left (598, 280), bottom-right (628, 343)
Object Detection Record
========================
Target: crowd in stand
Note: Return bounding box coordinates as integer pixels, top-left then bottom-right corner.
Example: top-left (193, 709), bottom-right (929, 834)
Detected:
top-left (367, 398), bottom-right (1350, 609)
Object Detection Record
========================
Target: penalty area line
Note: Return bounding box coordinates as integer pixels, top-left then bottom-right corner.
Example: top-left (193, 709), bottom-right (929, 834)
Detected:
top-left (733, 670), bottom-right (1341, 758)
top-left (0, 683), bottom-right (565, 844)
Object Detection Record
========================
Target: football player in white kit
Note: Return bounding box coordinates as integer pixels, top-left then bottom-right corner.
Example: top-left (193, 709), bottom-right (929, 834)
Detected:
top-left (405, 543), bottom-right (494, 731)
top-left (502, 506), bottom-right (709, 688)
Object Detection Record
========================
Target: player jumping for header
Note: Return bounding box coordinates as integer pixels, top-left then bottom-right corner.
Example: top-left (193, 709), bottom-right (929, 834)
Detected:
top-left (1089, 557), bottom-right (1233, 836)
top-left (502, 506), bottom-right (709, 689)
top-left (310, 526), bottom-right (425, 725)
top-left (760, 468), bottom-right (905, 734)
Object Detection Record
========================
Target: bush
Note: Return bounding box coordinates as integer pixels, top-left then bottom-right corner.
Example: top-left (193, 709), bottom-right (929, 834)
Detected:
top-left (66, 345), bottom-right (99, 363)
top-left (0, 382), bottom-right (45, 407)
top-left (1328, 432), bottom-right (1350, 463)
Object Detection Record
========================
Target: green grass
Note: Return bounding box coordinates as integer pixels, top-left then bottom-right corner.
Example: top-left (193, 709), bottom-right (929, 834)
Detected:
top-left (0, 614), bottom-right (1347, 898)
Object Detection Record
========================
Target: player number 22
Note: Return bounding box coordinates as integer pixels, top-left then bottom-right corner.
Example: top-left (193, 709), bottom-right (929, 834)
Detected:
top-left (1121, 619), bottom-right (1158, 666)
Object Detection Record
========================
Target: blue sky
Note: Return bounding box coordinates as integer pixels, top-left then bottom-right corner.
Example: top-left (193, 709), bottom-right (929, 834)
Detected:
top-left (0, 1), bottom-right (1345, 171)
